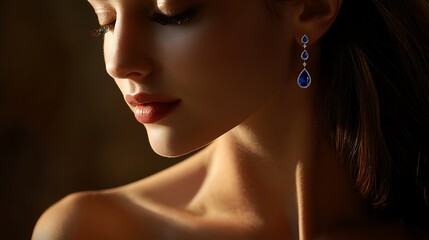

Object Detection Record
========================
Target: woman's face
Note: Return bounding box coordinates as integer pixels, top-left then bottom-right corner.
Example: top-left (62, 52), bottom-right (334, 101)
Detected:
top-left (89, 0), bottom-right (296, 157)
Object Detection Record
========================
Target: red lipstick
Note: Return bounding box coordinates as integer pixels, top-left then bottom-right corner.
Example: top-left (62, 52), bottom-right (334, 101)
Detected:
top-left (125, 93), bottom-right (180, 124)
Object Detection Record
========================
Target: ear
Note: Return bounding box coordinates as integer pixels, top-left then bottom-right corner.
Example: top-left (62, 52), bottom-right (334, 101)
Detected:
top-left (285, 0), bottom-right (343, 45)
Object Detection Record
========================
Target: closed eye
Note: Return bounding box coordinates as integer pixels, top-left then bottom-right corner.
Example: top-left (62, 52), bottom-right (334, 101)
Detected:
top-left (91, 22), bottom-right (115, 37)
top-left (150, 7), bottom-right (198, 25)
top-left (91, 6), bottom-right (197, 37)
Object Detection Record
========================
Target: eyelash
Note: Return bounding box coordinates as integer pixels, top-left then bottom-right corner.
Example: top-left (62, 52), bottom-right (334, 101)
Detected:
top-left (150, 7), bottom-right (197, 26)
top-left (92, 23), bottom-right (115, 37)
top-left (91, 7), bottom-right (197, 37)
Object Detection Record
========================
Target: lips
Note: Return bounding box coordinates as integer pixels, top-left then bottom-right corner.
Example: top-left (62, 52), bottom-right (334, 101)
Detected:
top-left (125, 93), bottom-right (180, 124)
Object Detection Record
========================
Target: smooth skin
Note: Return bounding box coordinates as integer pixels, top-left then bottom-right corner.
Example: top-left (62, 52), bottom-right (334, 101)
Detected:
top-left (32, 0), bottom-right (423, 239)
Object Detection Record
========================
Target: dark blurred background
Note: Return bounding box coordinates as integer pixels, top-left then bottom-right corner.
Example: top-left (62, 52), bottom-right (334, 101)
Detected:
top-left (0, 0), bottom-right (182, 239)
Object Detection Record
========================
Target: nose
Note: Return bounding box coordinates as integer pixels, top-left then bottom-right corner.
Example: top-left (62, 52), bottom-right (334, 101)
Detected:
top-left (104, 16), bottom-right (154, 80)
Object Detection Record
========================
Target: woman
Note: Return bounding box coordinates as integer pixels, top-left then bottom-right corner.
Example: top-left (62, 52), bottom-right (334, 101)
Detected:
top-left (33, 0), bottom-right (429, 239)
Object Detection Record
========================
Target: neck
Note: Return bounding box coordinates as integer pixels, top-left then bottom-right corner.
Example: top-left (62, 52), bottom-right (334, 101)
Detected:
top-left (198, 85), bottom-right (368, 238)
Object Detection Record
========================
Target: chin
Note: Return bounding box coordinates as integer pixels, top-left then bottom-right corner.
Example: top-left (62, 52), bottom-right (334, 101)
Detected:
top-left (151, 143), bottom-right (207, 158)
top-left (150, 142), bottom-right (196, 158)
top-left (146, 125), bottom-right (212, 158)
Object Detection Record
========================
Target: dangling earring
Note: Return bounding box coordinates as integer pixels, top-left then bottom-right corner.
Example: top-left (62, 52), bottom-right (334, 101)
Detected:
top-left (297, 35), bottom-right (311, 88)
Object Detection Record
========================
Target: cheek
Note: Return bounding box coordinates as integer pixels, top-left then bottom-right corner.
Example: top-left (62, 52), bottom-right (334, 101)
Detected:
top-left (159, 9), bottom-right (291, 121)
top-left (146, 7), bottom-right (292, 156)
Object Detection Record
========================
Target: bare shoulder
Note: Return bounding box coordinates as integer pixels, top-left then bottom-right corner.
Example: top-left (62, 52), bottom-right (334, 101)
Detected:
top-left (32, 190), bottom-right (154, 240)
top-left (32, 147), bottom-right (212, 240)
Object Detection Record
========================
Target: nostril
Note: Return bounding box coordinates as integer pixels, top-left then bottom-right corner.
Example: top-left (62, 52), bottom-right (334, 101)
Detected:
top-left (125, 71), bottom-right (147, 79)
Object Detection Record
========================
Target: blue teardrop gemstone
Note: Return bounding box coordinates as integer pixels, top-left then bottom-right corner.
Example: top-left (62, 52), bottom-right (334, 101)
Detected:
top-left (301, 35), bottom-right (309, 44)
top-left (301, 50), bottom-right (309, 61)
top-left (297, 68), bottom-right (311, 88)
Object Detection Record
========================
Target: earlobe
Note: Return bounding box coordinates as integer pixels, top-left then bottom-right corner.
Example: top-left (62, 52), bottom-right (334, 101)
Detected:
top-left (296, 0), bottom-right (343, 44)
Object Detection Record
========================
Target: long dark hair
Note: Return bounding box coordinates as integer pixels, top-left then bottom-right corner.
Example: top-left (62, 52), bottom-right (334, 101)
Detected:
top-left (320, 0), bottom-right (429, 231)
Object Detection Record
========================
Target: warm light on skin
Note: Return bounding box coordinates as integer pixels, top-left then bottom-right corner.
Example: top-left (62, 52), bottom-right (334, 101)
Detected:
top-left (85, 1), bottom-right (367, 237)
top-left (98, 0), bottom-right (299, 157)
top-left (32, 0), bottom-right (413, 239)
top-left (156, 0), bottom-right (168, 12)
